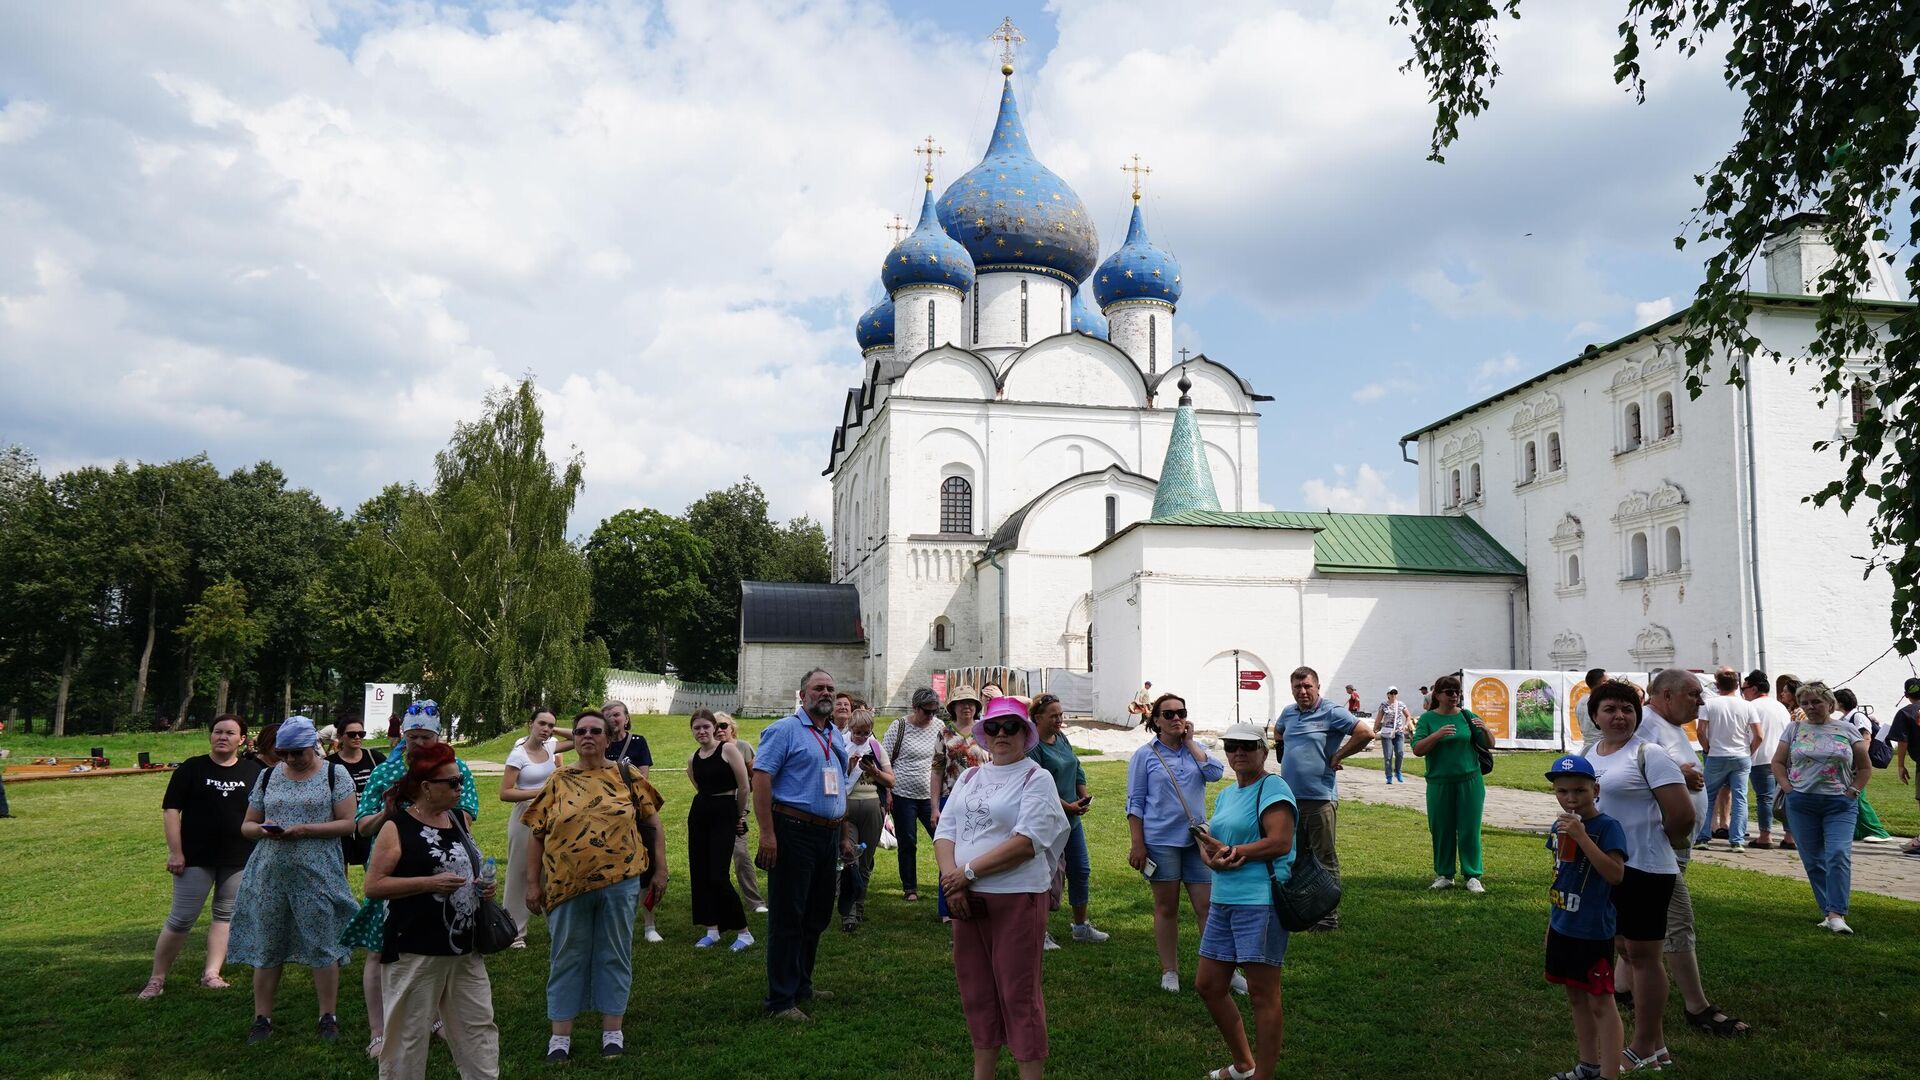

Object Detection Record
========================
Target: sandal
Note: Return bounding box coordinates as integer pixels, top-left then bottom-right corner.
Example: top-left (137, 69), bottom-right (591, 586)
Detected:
top-left (1205, 1065), bottom-right (1254, 1079)
top-left (199, 973), bottom-right (230, 990)
top-left (841, 917), bottom-right (858, 933)
top-left (1685, 1003), bottom-right (1751, 1037)
top-left (137, 977), bottom-right (165, 1001)
top-left (1621, 1047), bottom-right (1671, 1072)
top-left (903, 891), bottom-right (920, 902)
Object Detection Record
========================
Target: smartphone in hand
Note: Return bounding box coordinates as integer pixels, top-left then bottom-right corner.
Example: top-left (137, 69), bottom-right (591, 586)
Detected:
top-left (1141, 857), bottom-right (1158, 881)
top-left (260, 824), bottom-right (285, 835)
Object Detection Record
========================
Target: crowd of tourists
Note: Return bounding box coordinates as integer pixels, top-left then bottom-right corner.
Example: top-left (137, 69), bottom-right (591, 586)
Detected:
top-left (127, 659), bottom-right (1903, 1079)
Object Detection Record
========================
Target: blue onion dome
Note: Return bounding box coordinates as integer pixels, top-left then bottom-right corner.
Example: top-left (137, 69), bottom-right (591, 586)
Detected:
top-left (1070, 287), bottom-right (1107, 339)
top-left (882, 188), bottom-right (975, 295)
top-left (1092, 200), bottom-right (1183, 310)
top-left (855, 295), bottom-right (895, 352)
top-left (937, 79), bottom-right (1099, 286)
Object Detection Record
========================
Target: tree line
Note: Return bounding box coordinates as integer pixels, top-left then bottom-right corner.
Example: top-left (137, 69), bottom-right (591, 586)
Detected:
top-left (0, 378), bottom-right (827, 738)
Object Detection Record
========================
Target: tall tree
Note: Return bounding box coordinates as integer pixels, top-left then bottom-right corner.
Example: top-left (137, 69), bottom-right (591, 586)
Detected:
top-left (768, 515), bottom-right (831, 585)
top-left (2, 468), bottom-right (119, 735)
top-left (178, 576), bottom-right (266, 717)
top-left (118, 458), bottom-right (218, 723)
top-left (587, 508), bottom-right (711, 673)
top-left (306, 487), bottom-right (423, 696)
top-left (1397, 0), bottom-right (1920, 652)
top-left (676, 480), bottom-right (831, 681)
top-left (375, 379), bottom-right (602, 736)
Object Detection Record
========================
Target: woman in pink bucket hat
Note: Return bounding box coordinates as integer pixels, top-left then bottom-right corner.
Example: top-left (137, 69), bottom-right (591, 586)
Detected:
top-left (935, 696), bottom-right (1070, 1078)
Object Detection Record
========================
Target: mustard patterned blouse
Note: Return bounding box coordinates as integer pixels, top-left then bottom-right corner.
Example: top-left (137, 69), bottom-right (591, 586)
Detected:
top-left (521, 764), bottom-right (661, 910)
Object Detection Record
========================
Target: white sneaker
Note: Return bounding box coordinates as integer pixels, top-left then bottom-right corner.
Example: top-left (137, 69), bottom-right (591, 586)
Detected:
top-left (1861, 834), bottom-right (1893, 843)
top-left (1229, 970), bottom-right (1248, 996)
top-left (1042, 933), bottom-right (1061, 951)
top-left (1827, 916), bottom-right (1854, 934)
top-left (1465, 877), bottom-right (1486, 894)
top-left (754, 904), bottom-right (770, 914)
top-left (643, 927), bottom-right (664, 944)
top-left (1071, 921), bottom-right (1110, 943)
top-left (1160, 970), bottom-right (1179, 993)
top-left (1430, 876), bottom-right (1454, 890)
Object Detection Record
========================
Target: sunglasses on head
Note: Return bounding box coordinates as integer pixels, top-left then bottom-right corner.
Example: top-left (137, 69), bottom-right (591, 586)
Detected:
top-left (1222, 739), bottom-right (1262, 753)
top-left (1158, 708), bottom-right (1188, 720)
top-left (573, 725), bottom-right (606, 736)
top-left (979, 718), bottom-right (1025, 738)
top-left (405, 702), bottom-right (439, 717)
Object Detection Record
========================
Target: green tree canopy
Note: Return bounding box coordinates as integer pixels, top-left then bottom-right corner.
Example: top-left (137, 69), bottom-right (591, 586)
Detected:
top-left (178, 576), bottom-right (266, 717)
top-left (1396, 0), bottom-right (1920, 652)
top-left (586, 507), bottom-right (711, 674)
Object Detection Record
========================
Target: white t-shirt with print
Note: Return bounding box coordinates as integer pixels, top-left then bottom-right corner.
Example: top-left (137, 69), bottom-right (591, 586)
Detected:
top-left (1585, 735), bottom-right (1686, 875)
top-left (1784, 721), bottom-right (1864, 796)
top-left (932, 759), bottom-right (1070, 894)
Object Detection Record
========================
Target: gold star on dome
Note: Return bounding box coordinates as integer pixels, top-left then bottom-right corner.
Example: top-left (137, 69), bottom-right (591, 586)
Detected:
top-left (1152, 268), bottom-right (1161, 276)
top-left (1100, 275), bottom-right (1109, 283)
top-left (930, 254), bottom-right (940, 263)
top-left (1054, 222), bottom-right (1065, 231)
top-left (974, 217), bottom-right (986, 226)
top-left (995, 201), bottom-right (1005, 208)
top-left (1016, 216), bottom-right (1026, 225)
top-left (1173, 275), bottom-right (1181, 283)
top-left (1014, 249), bottom-right (1024, 256)
top-left (1013, 188), bottom-right (1026, 196)
top-left (1124, 269), bottom-right (1133, 278)
top-left (898, 255), bottom-right (908, 264)
top-left (998, 174), bottom-right (1006, 180)
top-left (996, 238), bottom-right (1006, 247)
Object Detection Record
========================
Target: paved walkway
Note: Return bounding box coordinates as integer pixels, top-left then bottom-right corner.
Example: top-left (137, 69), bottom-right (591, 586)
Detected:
top-left (1337, 765), bottom-right (1920, 904)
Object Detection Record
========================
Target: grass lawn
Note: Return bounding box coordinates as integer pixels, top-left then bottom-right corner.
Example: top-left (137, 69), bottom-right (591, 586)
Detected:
top-left (1349, 749), bottom-right (1920, 838)
top-left (1, 716), bottom-right (1916, 1079)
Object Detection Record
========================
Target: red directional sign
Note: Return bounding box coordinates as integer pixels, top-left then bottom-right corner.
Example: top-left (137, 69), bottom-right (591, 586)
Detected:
top-left (1241, 671), bottom-right (1266, 682)
top-left (1239, 680), bottom-right (1263, 690)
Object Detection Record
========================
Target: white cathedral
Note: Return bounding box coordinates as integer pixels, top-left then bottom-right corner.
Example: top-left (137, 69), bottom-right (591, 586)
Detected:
top-left (734, 44), bottom-right (1910, 726)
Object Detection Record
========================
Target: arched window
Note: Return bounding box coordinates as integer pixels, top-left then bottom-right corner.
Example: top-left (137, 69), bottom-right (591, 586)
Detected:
top-left (1629, 531), bottom-right (1649, 579)
top-left (1656, 391), bottom-right (1675, 438)
top-left (932, 617), bottom-right (951, 652)
top-left (1523, 440), bottom-right (1538, 483)
top-left (1470, 462), bottom-right (1482, 499)
top-left (1567, 554), bottom-right (1582, 586)
top-left (971, 288), bottom-right (979, 344)
top-left (940, 476), bottom-right (972, 534)
top-left (1148, 315), bottom-right (1157, 373)
top-left (1663, 525), bottom-right (1683, 573)
top-left (1019, 279), bottom-right (1028, 342)
top-left (1086, 623), bottom-right (1095, 671)
top-left (1850, 383), bottom-right (1870, 426)
top-left (1547, 432), bottom-right (1562, 471)
top-left (927, 299), bottom-right (936, 350)
top-left (1624, 403), bottom-right (1643, 450)
top-left (1104, 495), bottom-right (1117, 538)
top-left (1449, 469), bottom-right (1462, 506)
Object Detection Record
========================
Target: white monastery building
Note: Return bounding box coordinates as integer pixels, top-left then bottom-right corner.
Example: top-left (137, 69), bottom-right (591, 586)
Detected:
top-left (735, 32), bottom-right (1912, 723)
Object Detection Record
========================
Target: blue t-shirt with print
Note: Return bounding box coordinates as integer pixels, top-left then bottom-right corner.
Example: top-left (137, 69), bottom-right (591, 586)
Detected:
top-left (1207, 775), bottom-right (1298, 904)
top-left (1547, 812), bottom-right (1628, 940)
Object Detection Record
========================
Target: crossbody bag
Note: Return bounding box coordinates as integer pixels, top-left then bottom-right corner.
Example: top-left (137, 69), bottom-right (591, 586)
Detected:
top-left (1252, 774), bottom-right (1340, 931)
top-left (1147, 740), bottom-right (1211, 842)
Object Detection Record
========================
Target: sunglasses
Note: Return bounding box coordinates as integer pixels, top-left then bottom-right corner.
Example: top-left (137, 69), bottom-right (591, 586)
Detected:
top-left (342, 731), bottom-right (365, 738)
top-left (1222, 739), bottom-right (1262, 753)
top-left (405, 702), bottom-right (440, 717)
top-left (979, 718), bottom-right (1025, 737)
top-left (1436, 688), bottom-right (1461, 696)
top-left (423, 777), bottom-right (462, 789)
top-left (1158, 709), bottom-right (1188, 720)
top-left (573, 726), bottom-right (606, 736)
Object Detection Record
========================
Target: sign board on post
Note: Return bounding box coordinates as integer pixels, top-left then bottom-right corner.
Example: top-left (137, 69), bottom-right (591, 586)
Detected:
top-left (932, 672), bottom-right (948, 700)
top-left (1463, 671), bottom-right (1565, 750)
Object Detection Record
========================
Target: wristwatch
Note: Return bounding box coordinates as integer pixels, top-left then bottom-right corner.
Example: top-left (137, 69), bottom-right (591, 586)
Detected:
top-left (963, 861), bottom-right (977, 882)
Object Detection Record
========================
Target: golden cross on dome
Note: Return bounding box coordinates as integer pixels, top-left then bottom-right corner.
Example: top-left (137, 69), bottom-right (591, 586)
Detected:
top-left (885, 214), bottom-right (910, 242)
top-left (1122, 154), bottom-right (1152, 201)
top-left (991, 16), bottom-right (1025, 74)
top-left (914, 136), bottom-right (945, 187)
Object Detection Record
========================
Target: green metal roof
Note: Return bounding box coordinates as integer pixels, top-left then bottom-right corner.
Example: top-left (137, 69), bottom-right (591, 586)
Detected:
top-left (1114, 509), bottom-right (1526, 577)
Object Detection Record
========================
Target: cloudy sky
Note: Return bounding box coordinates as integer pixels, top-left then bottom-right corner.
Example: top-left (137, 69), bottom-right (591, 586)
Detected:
top-left (0, 0), bottom-right (1744, 529)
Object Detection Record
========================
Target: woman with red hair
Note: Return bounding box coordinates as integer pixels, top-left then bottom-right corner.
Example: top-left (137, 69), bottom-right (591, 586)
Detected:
top-left (364, 741), bottom-right (501, 1079)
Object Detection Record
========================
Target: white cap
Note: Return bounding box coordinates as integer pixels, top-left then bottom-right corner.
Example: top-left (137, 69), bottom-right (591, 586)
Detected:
top-left (1388, 686), bottom-right (1399, 694)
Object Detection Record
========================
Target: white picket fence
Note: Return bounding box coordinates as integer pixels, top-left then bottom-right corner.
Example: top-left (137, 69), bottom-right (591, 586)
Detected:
top-left (602, 670), bottom-right (740, 716)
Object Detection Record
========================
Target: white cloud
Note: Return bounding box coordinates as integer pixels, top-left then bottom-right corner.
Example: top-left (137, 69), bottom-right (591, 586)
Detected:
top-left (1352, 378), bottom-right (1419, 403)
top-left (1298, 463), bottom-right (1416, 514)
top-left (1475, 352), bottom-right (1526, 385)
top-left (1634, 296), bottom-right (1675, 325)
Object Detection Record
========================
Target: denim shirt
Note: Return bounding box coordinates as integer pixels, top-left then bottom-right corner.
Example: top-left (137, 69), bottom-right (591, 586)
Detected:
top-left (1125, 738), bottom-right (1224, 847)
top-left (753, 710), bottom-right (850, 819)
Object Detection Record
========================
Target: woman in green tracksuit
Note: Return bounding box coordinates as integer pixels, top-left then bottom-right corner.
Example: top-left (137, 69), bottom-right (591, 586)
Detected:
top-left (1412, 673), bottom-right (1491, 893)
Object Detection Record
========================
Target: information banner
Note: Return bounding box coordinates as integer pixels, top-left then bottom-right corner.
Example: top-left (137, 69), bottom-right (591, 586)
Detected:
top-left (1464, 670), bottom-right (1565, 749)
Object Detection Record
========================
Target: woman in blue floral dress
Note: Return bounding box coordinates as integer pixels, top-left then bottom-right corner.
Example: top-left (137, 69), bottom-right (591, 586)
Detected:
top-left (226, 717), bottom-right (362, 1044)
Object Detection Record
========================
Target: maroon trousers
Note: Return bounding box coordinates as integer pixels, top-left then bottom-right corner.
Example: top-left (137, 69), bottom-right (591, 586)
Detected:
top-left (951, 890), bottom-right (1050, 1061)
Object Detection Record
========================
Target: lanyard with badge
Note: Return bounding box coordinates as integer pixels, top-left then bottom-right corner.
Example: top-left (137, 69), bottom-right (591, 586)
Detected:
top-left (805, 722), bottom-right (840, 797)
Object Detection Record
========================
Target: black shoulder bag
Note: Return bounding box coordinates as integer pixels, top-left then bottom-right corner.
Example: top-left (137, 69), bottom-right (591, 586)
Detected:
top-left (1260, 775), bottom-right (1341, 932)
top-left (450, 810), bottom-right (519, 955)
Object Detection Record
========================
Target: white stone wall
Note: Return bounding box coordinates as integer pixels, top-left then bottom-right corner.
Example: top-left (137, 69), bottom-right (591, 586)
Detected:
top-left (971, 272), bottom-right (1072, 351)
top-left (736, 643), bottom-right (868, 717)
top-left (892, 284), bottom-right (963, 357)
top-left (1106, 301), bottom-right (1173, 377)
top-left (1411, 302), bottom-right (1900, 710)
top-left (1090, 524), bottom-right (1517, 728)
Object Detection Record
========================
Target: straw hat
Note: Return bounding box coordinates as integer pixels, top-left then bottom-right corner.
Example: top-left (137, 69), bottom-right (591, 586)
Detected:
top-left (946, 686), bottom-right (984, 717)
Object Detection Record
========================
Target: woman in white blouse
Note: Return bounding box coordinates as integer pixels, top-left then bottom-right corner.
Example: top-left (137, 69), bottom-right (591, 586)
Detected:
top-left (936, 696), bottom-right (1069, 1080)
top-left (500, 707), bottom-right (567, 948)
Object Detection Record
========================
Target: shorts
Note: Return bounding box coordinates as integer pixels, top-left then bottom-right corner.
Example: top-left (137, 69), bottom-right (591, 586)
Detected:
top-left (1199, 902), bottom-right (1289, 967)
top-left (1611, 867), bottom-right (1677, 942)
top-left (1145, 843), bottom-right (1211, 884)
top-left (1544, 928), bottom-right (1615, 995)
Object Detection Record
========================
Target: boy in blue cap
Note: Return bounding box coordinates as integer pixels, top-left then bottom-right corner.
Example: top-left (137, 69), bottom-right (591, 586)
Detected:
top-left (1544, 754), bottom-right (1629, 1080)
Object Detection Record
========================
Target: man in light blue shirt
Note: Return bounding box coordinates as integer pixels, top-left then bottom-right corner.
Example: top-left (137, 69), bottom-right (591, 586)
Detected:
top-left (1274, 666), bottom-right (1373, 930)
top-left (752, 667), bottom-right (856, 1020)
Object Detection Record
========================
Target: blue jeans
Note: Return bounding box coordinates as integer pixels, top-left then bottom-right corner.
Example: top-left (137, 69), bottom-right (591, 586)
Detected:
top-left (1699, 757), bottom-right (1749, 844)
top-left (1784, 792), bottom-right (1858, 916)
top-left (1748, 764), bottom-right (1776, 835)
top-left (1379, 732), bottom-right (1406, 778)
top-left (545, 875), bottom-right (640, 1021)
top-left (764, 813), bottom-right (837, 1013)
top-left (1063, 817), bottom-right (1090, 909)
top-left (890, 795), bottom-right (936, 894)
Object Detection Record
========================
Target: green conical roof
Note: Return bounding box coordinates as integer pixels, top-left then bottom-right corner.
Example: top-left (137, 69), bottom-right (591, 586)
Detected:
top-left (1151, 373), bottom-right (1221, 517)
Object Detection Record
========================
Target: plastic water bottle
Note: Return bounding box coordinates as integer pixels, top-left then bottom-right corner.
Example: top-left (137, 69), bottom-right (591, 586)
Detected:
top-left (479, 856), bottom-right (497, 884)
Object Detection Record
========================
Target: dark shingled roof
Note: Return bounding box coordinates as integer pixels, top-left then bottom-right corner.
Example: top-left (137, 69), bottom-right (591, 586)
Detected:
top-left (739, 581), bottom-right (865, 644)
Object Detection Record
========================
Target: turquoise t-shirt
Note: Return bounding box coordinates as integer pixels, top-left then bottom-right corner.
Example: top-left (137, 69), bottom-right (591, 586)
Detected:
top-left (1207, 775), bottom-right (1297, 904)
